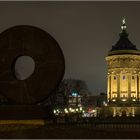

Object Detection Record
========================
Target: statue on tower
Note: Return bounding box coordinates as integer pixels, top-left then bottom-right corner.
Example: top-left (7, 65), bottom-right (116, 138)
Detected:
top-left (121, 17), bottom-right (127, 31)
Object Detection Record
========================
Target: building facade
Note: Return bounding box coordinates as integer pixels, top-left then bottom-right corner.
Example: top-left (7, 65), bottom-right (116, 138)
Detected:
top-left (105, 18), bottom-right (140, 117)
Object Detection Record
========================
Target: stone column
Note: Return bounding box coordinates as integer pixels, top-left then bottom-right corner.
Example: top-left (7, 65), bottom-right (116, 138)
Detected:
top-left (113, 108), bottom-right (116, 117)
top-left (136, 75), bottom-right (139, 100)
top-left (139, 75), bottom-right (140, 100)
top-left (135, 75), bottom-right (138, 100)
top-left (132, 107), bottom-right (135, 117)
top-left (128, 74), bottom-right (131, 100)
top-left (117, 74), bottom-right (120, 100)
top-left (110, 75), bottom-right (112, 100)
top-left (107, 75), bottom-right (110, 101)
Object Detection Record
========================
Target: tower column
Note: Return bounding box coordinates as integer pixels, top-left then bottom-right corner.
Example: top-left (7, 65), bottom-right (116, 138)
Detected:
top-left (128, 74), bottom-right (131, 100)
top-left (136, 75), bottom-right (138, 100)
top-left (110, 75), bottom-right (113, 100)
top-left (117, 74), bottom-right (120, 100)
top-left (107, 75), bottom-right (110, 101)
top-left (139, 76), bottom-right (140, 100)
top-left (113, 107), bottom-right (116, 117)
top-left (110, 75), bottom-right (111, 99)
top-left (138, 76), bottom-right (140, 100)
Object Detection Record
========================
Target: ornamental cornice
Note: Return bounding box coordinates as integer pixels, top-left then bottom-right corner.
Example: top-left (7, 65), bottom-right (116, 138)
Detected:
top-left (106, 54), bottom-right (140, 69)
top-left (107, 68), bottom-right (140, 75)
top-left (106, 54), bottom-right (140, 61)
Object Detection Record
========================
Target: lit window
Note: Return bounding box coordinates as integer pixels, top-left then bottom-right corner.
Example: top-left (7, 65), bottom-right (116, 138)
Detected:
top-left (113, 94), bottom-right (117, 98)
top-left (123, 76), bottom-right (125, 80)
top-left (123, 94), bottom-right (126, 98)
top-left (133, 94), bottom-right (136, 97)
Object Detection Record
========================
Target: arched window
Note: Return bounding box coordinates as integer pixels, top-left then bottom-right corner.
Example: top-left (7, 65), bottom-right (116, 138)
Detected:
top-left (123, 76), bottom-right (125, 80)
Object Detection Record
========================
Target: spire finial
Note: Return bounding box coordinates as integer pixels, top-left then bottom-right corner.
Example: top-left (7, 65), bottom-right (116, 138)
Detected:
top-left (121, 17), bottom-right (127, 31)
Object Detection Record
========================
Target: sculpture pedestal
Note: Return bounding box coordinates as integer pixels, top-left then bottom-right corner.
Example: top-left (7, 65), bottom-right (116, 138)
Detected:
top-left (0, 105), bottom-right (50, 120)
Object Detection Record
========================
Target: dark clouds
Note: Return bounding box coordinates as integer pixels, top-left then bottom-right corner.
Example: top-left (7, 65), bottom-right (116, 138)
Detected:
top-left (0, 1), bottom-right (140, 94)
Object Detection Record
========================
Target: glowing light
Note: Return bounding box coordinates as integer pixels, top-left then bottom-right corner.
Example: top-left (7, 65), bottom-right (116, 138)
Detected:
top-left (64, 108), bottom-right (68, 113)
top-left (88, 108), bottom-right (93, 112)
top-left (69, 108), bottom-right (72, 111)
top-left (72, 92), bottom-right (78, 97)
top-left (53, 110), bottom-right (56, 114)
top-left (71, 109), bottom-right (75, 112)
top-left (76, 108), bottom-right (78, 112)
top-left (112, 99), bottom-right (116, 102)
top-left (103, 101), bottom-right (107, 106)
top-left (57, 109), bottom-right (60, 113)
top-left (122, 98), bottom-right (126, 101)
top-left (132, 99), bottom-right (136, 101)
top-left (82, 110), bottom-right (85, 113)
top-left (82, 113), bottom-right (93, 118)
top-left (65, 110), bottom-right (68, 113)
top-left (79, 107), bottom-right (82, 111)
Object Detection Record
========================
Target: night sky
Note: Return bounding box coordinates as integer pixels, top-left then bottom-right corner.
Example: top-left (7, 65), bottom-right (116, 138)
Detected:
top-left (0, 1), bottom-right (140, 95)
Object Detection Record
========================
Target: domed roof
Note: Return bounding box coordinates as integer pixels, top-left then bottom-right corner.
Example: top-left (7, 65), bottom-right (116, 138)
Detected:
top-left (108, 18), bottom-right (140, 56)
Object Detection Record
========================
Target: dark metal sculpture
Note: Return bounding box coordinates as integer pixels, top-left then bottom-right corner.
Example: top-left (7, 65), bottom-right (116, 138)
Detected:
top-left (0, 25), bottom-right (65, 105)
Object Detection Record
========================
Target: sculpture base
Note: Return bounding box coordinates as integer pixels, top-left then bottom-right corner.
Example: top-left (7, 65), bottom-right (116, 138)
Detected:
top-left (0, 105), bottom-right (51, 120)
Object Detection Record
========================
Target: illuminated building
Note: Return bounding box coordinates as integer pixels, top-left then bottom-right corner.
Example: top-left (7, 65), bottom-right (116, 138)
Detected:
top-left (105, 18), bottom-right (140, 117)
top-left (68, 90), bottom-right (82, 108)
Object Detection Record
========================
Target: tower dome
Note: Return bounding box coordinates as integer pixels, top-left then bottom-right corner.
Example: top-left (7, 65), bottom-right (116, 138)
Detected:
top-left (108, 18), bottom-right (140, 56)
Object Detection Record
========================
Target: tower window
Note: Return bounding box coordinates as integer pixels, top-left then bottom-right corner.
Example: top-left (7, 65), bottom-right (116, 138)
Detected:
top-left (123, 76), bottom-right (125, 80)
top-left (132, 76), bottom-right (135, 79)
top-left (113, 94), bottom-right (117, 98)
top-left (114, 76), bottom-right (116, 80)
top-left (123, 94), bottom-right (126, 98)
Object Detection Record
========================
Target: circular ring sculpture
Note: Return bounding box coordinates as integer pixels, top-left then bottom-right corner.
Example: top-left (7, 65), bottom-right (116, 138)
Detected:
top-left (0, 25), bottom-right (65, 105)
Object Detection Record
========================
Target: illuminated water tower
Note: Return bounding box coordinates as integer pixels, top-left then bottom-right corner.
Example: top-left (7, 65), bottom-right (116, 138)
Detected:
top-left (105, 18), bottom-right (140, 117)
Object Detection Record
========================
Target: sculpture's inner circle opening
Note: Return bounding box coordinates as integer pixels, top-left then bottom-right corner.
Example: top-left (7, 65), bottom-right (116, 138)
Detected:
top-left (14, 56), bottom-right (35, 80)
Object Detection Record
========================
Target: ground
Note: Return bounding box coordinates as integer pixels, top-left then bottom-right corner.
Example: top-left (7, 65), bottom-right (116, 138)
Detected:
top-left (0, 123), bottom-right (140, 139)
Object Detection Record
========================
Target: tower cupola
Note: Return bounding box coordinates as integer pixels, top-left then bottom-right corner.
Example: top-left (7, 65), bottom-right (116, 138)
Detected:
top-left (108, 18), bottom-right (140, 56)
